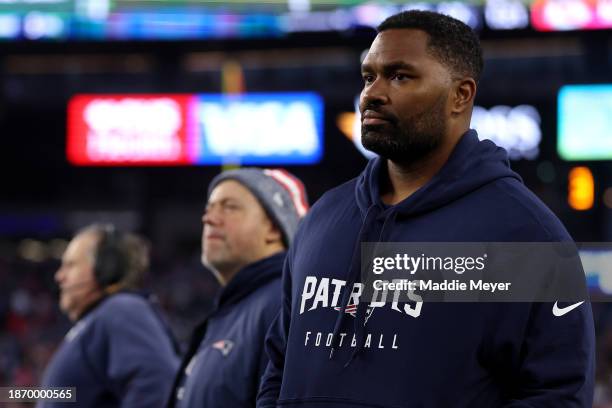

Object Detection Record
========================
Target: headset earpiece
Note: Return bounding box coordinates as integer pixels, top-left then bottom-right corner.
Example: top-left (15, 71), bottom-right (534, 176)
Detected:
top-left (94, 226), bottom-right (128, 288)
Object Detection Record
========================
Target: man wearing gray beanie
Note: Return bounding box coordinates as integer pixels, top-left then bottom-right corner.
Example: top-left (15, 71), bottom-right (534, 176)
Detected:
top-left (168, 167), bottom-right (308, 408)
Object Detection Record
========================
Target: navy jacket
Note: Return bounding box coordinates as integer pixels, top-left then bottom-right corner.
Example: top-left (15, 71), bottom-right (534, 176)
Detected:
top-left (170, 252), bottom-right (284, 408)
top-left (38, 292), bottom-right (180, 408)
top-left (258, 130), bottom-right (595, 408)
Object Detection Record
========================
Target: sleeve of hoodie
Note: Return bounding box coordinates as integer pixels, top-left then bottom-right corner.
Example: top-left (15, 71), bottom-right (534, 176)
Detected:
top-left (85, 296), bottom-right (180, 408)
top-left (500, 300), bottom-right (595, 407)
top-left (494, 195), bottom-right (595, 407)
top-left (257, 253), bottom-right (294, 408)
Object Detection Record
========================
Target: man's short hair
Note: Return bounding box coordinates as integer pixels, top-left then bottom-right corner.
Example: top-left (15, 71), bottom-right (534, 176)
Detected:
top-left (377, 10), bottom-right (483, 83)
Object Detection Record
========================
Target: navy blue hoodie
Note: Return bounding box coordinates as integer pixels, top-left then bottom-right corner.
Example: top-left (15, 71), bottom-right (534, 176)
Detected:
top-left (170, 252), bottom-right (283, 408)
top-left (258, 130), bottom-right (595, 408)
top-left (38, 292), bottom-right (180, 408)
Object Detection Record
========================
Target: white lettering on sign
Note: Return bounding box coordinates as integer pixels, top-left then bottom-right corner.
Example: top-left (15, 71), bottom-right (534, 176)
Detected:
top-left (199, 101), bottom-right (319, 157)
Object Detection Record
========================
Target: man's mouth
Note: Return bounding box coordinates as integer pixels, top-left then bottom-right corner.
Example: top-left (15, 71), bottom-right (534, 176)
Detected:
top-left (363, 117), bottom-right (391, 126)
top-left (361, 109), bottom-right (395, 126)
top-left (205, 233), bottom-right (225, 241)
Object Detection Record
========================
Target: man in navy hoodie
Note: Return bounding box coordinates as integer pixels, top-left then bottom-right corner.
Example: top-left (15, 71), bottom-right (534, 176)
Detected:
top-left (39, 224), bottom-right (179, 407)
top-left (169, 168), bottom-right (309, 408)
top-left (258, 10), bottom-right (595, 408)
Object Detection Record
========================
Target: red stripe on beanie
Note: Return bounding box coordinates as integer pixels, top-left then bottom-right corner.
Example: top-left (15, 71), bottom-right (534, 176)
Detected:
top-left (263, 169), bottom-right (309, 217)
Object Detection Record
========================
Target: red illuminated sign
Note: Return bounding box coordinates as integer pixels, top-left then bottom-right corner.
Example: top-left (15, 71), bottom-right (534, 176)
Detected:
top-left (67, 94), bottom-right (194, 166)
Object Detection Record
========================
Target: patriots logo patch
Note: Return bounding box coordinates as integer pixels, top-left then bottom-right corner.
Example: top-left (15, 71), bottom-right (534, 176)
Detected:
top-left (212, 340), bottom-right (234, 356)
top-left (333, 304), bottom-right (376, 325)
top-left (333, 303), bottom-right (357, 317)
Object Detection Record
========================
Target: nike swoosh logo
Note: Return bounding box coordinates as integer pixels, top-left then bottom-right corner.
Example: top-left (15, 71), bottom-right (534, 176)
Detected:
top-left (553, 301), bottom-right (584, 317)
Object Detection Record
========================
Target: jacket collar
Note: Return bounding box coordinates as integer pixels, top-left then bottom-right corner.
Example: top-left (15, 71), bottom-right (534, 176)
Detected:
top-left (215, 251), bottom-right (285, 309)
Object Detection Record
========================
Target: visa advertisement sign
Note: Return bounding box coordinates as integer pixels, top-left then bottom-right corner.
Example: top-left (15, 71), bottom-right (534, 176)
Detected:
top-left (194, 93), bottom-right (323, 165)
top-left (67, 93), bottom-right (324, 166)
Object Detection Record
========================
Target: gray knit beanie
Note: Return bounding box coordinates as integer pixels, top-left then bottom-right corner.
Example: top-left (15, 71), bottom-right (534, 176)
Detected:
top-left (207, 168), bottom-right (309, 246)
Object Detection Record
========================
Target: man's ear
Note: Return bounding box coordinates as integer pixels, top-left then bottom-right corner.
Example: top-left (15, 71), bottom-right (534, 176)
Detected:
top-left (451, 78), bottom-right (477, 115)
top-left (264, 221), bottom-right (283, 245)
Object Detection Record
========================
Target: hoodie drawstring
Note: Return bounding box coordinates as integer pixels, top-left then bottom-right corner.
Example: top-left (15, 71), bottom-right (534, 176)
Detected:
top-left (345, 210), bottom-right (399, 367)
top-left (329, 204), bottom-right (379, 361)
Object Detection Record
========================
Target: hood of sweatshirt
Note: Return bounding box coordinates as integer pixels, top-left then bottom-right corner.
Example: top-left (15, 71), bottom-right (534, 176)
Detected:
top-left (355, 129), bottom-right (521, 220)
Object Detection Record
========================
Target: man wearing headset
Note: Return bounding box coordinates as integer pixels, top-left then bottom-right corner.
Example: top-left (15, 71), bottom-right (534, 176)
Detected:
top-left (38, 224), bottom-right (179, 408)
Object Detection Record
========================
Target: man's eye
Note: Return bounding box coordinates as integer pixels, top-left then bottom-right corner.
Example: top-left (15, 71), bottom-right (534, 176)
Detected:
top-left (392, 73), bottom-right (410, 81)
top-left (362, 75), bottom-right (374, 84)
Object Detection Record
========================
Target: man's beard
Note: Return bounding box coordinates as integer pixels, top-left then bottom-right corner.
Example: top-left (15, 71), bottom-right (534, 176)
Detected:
top-left (361, 95), bottom-right (447, 165)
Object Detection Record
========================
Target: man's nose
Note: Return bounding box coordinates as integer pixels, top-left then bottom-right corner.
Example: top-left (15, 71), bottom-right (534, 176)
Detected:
top-left (55, 267), bottom-right (64, 284)
top-left (202, 207), bottom-right (222, 226)
top-left (360, 79), bottom-right (389, 110)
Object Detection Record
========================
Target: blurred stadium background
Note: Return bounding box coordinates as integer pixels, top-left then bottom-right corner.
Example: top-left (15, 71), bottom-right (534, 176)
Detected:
top-left (1, 0), bottom-right (612, 406)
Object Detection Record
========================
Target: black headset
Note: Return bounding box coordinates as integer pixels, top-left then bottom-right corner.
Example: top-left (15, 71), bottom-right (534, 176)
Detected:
top-left (94, 225), bottom-right (129, 288)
